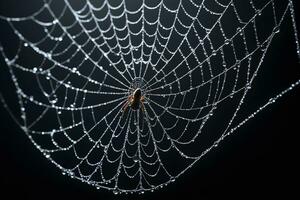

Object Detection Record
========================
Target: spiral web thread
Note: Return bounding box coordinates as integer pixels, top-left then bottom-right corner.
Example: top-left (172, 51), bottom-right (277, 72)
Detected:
top-left (0, 0), bottom-right (299, 194)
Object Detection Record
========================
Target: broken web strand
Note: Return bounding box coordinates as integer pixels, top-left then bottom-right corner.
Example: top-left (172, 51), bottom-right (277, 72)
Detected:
top-left (0, 0), bottom-right (299, 194)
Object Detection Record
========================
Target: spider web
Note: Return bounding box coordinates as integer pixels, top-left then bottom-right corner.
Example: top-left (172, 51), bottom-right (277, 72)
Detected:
top-left (0, 0), bottom-right (299, 194)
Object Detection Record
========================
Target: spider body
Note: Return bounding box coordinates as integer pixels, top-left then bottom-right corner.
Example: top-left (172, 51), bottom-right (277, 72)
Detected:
top-left (131, 88), bottom-right (142, 110)
top-left (122, 88), bottom-right (145, 112)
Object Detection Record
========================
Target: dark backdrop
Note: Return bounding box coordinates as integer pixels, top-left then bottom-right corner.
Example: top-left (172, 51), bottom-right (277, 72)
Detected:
top-left (0, 1), bottom-right (299, 199)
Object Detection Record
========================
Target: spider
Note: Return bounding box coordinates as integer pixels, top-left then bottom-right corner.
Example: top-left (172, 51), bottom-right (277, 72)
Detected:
top-left (122, 88), bottom-right (145, 112)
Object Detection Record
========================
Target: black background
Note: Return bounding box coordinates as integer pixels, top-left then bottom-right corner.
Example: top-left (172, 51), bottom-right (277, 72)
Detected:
top-left (0, 1), bottom-right (299, 199)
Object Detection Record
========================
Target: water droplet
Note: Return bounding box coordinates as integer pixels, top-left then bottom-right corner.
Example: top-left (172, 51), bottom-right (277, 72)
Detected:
top-left (274, 26), bottom-right (280, 34)
top-left (49, 94), bottom-right (58, 104)
top-left (133, 155), bottom-right (139, 163)
top-left (113, 189), bottom-right (119, 195)
top-left (256, 10), bottom-right (262, 16)
top-left (21, 126), bottom-right (27, 132)
top-left (260, 42), bottom-right (268, 51)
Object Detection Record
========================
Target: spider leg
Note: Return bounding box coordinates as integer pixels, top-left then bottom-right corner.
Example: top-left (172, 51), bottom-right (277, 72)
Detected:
top-left (122, 96), bottom-right (132, 112)
top-left (140, 101), bottom-right (145, 113)
top-left (122, 102), bottom-right (129, 112)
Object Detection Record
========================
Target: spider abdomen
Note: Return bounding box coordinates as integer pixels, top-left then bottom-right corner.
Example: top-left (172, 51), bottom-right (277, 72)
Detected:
top-left (130, 88), bottom-right (142, 110)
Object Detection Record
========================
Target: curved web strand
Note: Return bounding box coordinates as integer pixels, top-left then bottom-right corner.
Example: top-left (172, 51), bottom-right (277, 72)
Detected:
top-left (0, 0), bottom-right (299, 194)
